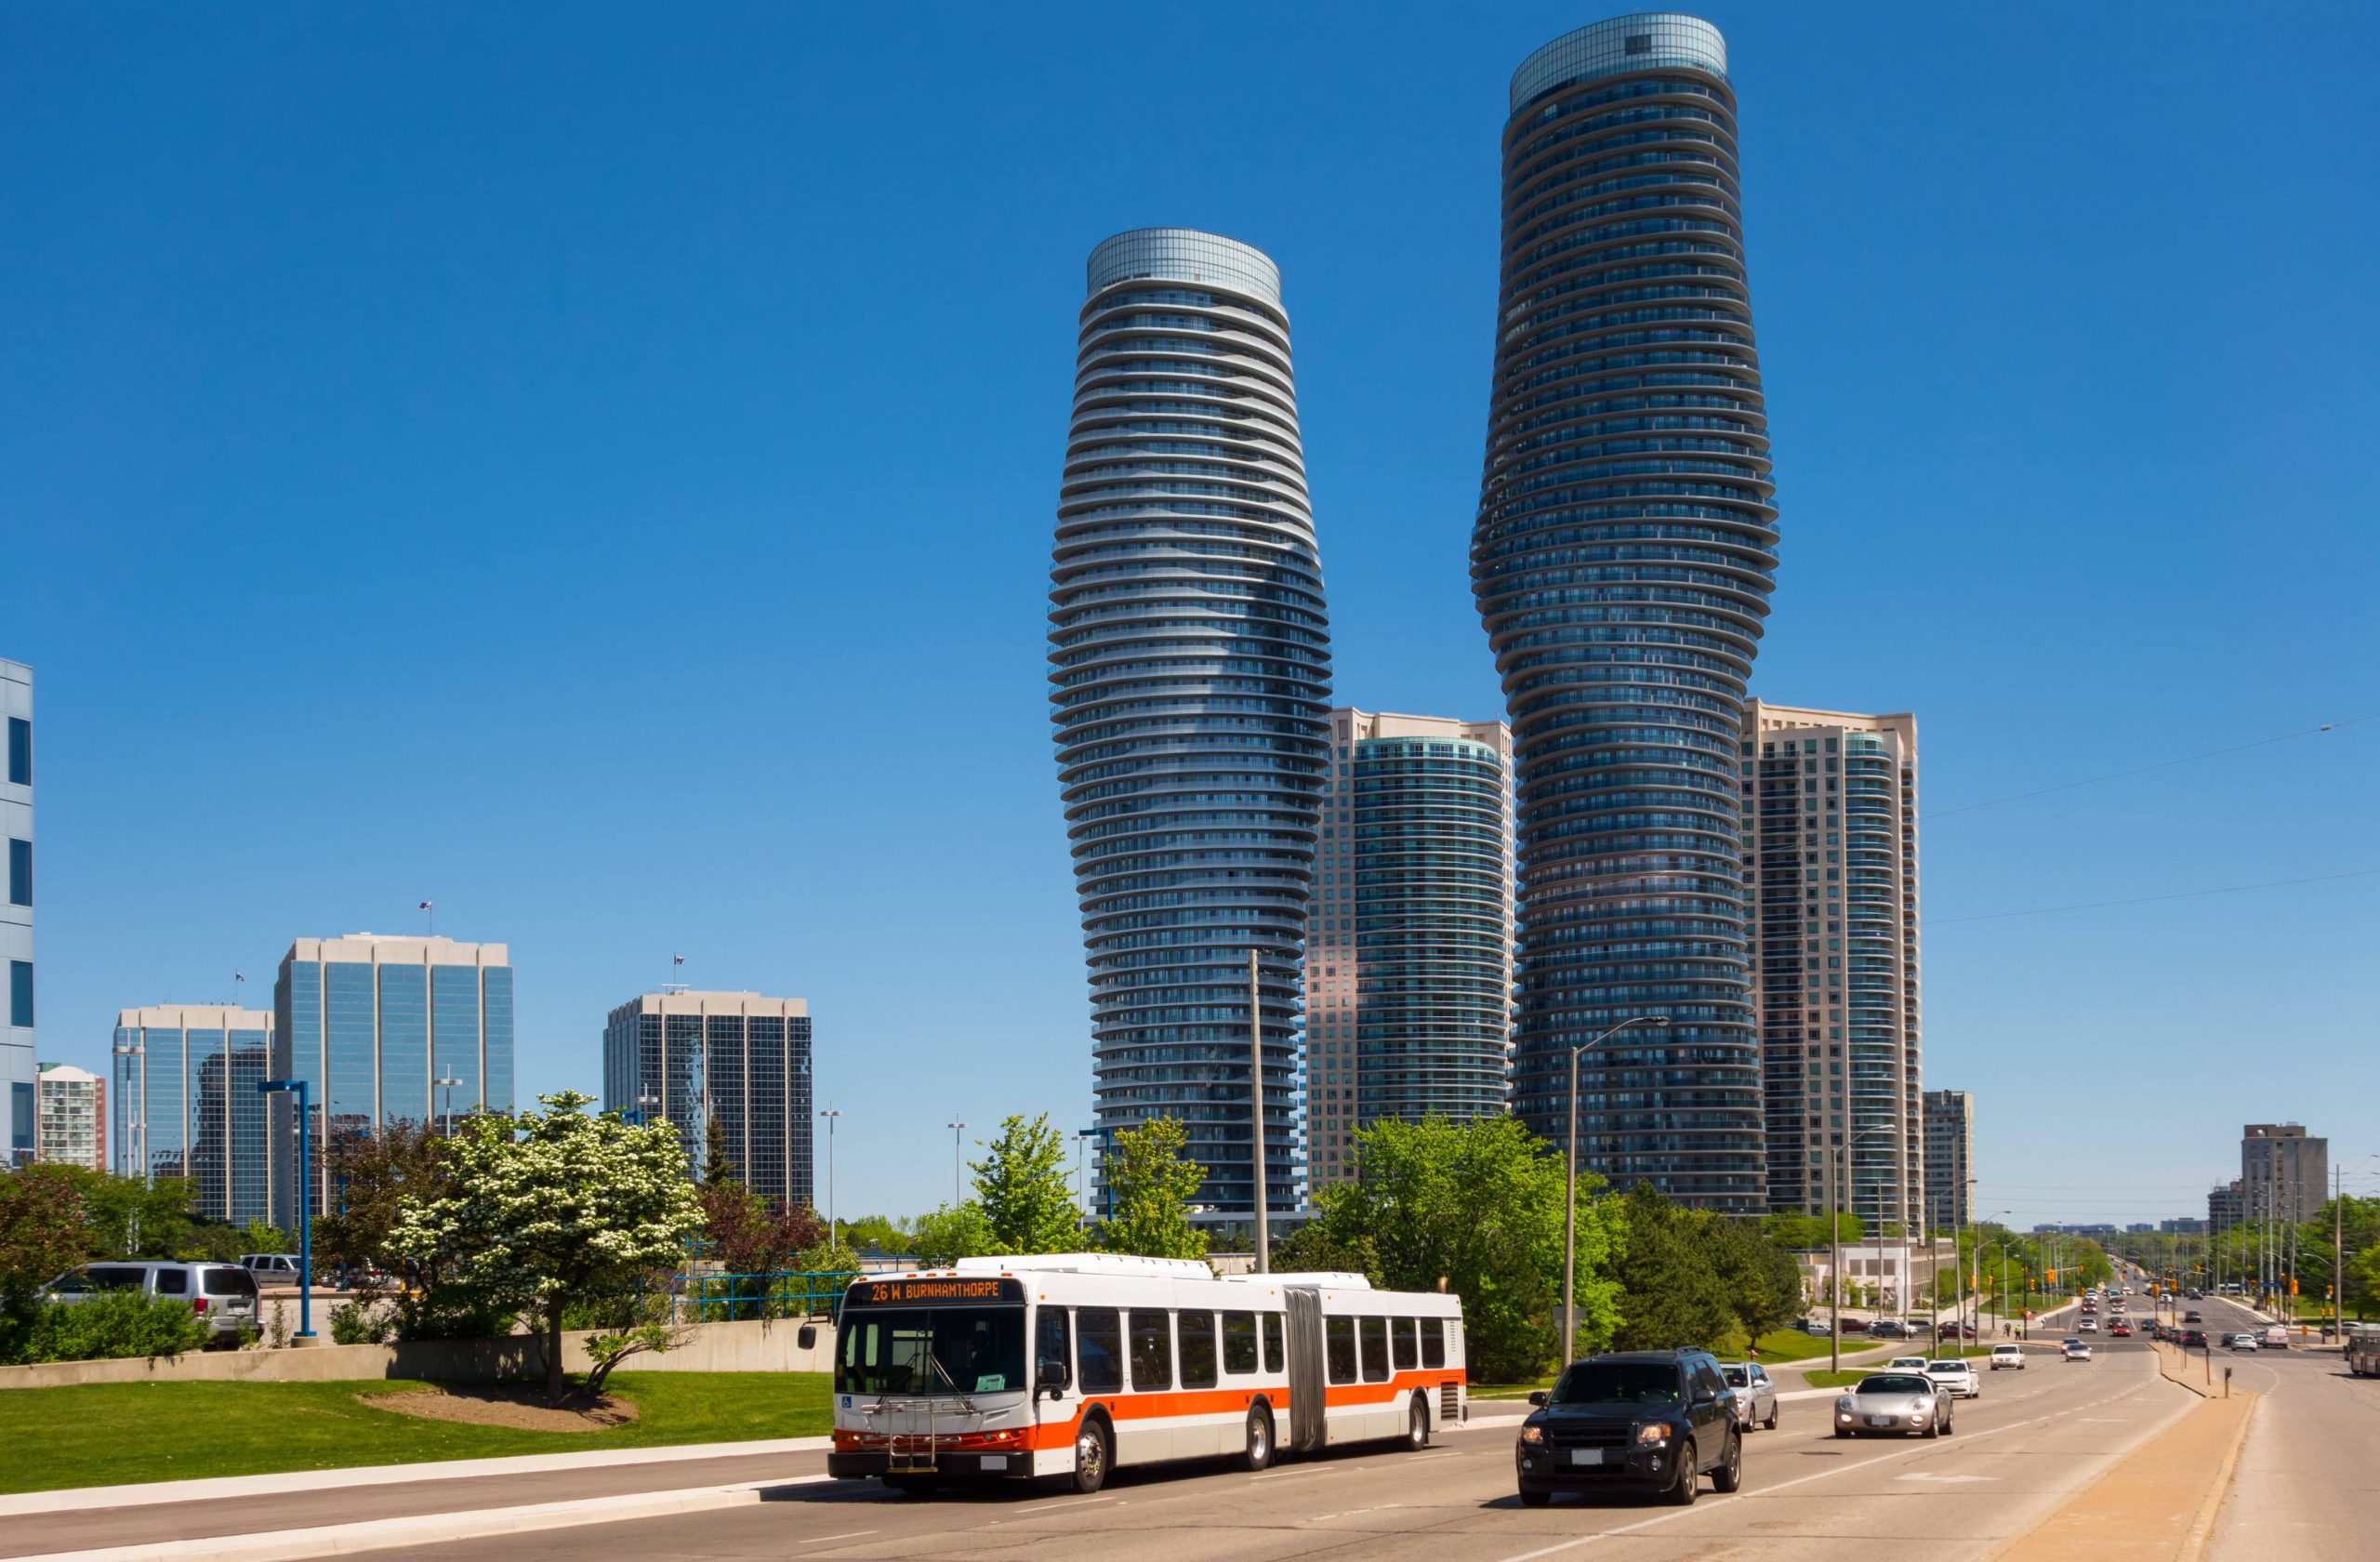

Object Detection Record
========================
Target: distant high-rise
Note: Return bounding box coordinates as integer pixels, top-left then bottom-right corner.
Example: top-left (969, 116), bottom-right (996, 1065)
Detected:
top-left (1050, 228), bottom-right (1329, 1223)
top-left (2241, 1123), bottom-right (2326, 1224)
top-left (271, 934), bottom-right (513, 1225)
top-left (35, 1062), bottom-right (103, 1172)
top-left (2208, 1179), bottom-right (2244, 1238)
top-left (1921, 1090), bottom-right (1972, 1233)
top-left (1744, 704), bottom-right (1922, 1228)
top-left (1472, 16), bottom-right (1778, 1209)
top-left (603, 991), bottom-right (813, 1210)
top-left (113, 1006), bottom-right (273, 1221)
top-left (1306, 709), bottom-right (1514, 1185)
top-left (3, 658), bottom-right (33, 1167)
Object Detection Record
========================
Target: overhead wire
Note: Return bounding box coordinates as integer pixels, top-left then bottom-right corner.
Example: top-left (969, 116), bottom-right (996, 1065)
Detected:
top-left (1922, 714), bottom-right (2373, 820)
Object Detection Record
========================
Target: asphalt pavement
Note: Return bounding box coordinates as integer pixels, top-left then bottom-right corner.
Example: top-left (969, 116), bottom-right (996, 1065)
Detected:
top-left (356, 1335), bottom-right (2193, 1562)
top-left (2194, 1291), bottom-right (2376, 1562)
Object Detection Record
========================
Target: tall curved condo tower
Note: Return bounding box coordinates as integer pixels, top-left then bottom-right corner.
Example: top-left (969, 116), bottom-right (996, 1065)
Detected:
top-left (1051, 229), bottom-right (1329, 1221)
top-left (1473, 15), bottom-right (1778, 1210)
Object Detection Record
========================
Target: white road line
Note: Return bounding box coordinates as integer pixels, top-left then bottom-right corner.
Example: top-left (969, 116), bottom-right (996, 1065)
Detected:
top-left (800, 1532), bottom-right (879, 1545)
top-left (1012, 1495), bottom-right (1120, 1514)
top-left (1250, 1467), bottom-right (1338, 1480)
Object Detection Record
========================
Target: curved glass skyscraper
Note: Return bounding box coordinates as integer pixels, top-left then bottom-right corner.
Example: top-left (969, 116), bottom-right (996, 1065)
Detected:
top-left (1472, 16), bottom-right (1778, 1210)
top-left (1051, 229), bottom-right (1329, 1221)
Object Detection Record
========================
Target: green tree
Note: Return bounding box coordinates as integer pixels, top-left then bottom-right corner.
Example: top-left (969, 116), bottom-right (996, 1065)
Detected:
top-left (237, 1219), bottom-right (287, 1256)
top-left (840, 1214), bottom-right (909, 1255)
top-left (911, 1202), bottom-right (999, 1266)
top-left (1098, 1117), bottom-right (1209, 1260)
top-left (0, 1166), bottom-right (88, 1301)
top-left (1707, 1216), bottom-right (1804, 1338)
top-left (390, 1092), bottom-right (703, 1402)
top-left (970, 1114), bottom-right (1079, 1255)
top-left (702, 1114), bottom-right (733, 1187)
top-left (1302, 1116), bottom-right (1618, 1381)
top-left (73, 1171), bottom-right (195, 1259)
top-left (1269, 1220), bottom-right (1379, 1281)
top-left (1610, 1183), bottom-right (1740, 1357)
top-left (313, 1119), bottom-right (452, 1296)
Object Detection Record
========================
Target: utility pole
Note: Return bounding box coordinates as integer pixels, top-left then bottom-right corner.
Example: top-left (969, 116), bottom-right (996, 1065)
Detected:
top-left (2335, 1165), bottom-right (2346, 1338)
top-left (1249, 949), bottom-right (1269, 1274)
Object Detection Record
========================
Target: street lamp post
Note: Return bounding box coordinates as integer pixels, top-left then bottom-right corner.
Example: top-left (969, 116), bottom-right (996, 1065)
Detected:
top-left (257, 1079), bottom-right (315, 1340)
top-left (111, 1043), bottom-right (147, 1187)
top-left (1828, 1125), bottom-right (1899, 1373)
top-left (819, 1108), bottom-right (842, 1251)
top-left (433, 1075), bottom-right (463, 1137)
top-left (946, 1120), bottom-right (966, 1206)
top-left (1562, 1015), bottom-right (1669, 1364)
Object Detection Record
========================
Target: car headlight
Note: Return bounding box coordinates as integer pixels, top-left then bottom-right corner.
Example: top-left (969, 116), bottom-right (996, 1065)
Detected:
top-left (1519, 1425), bottom-right (1544, 1446)
top-left (1633, 1423), bottom-right (1670, 1446)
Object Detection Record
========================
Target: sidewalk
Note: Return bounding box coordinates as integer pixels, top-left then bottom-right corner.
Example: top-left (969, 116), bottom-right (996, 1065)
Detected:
top-left (1987, 1389), bottom-right (2256, 1562)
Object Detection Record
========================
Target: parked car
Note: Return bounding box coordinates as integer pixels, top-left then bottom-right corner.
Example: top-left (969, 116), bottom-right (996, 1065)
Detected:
top-left (1516, 1349), bottom-right (1744, 1507)
top-left (2062, 1339), bottom-right (2094, 1361)
top-left (1937, 1320), bottom-right (1977, 1341)
top-left (239, 1253), bottom-right (302, 1284)
top-left (1833, 1371), bottom-right (1952, 1439)
top-left (1719, 1362), bottom-right (1778, 1430)
top-left (40, 1261), bottom-right (258, 1342)
top-left (1924, 1359), bottom-right (1981, 1399)
top-left (1989, 1344), bottom-right (2027, 1371)
top-left (1865, 1317), bottom-right (1907, 1340)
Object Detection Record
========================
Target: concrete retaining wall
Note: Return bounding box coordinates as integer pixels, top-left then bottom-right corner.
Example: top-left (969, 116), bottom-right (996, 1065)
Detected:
top-left (0, 1317), bottom-right (835, 1391)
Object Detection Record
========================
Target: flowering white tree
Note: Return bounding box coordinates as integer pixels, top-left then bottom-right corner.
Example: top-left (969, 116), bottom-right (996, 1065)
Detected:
top-left (390, 1091), bottom-right (702, 1402)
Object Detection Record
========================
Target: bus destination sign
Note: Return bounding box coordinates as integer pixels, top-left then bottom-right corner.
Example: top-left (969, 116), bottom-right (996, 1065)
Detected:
top-left (847, 1277), bottom-right (1025, 1307)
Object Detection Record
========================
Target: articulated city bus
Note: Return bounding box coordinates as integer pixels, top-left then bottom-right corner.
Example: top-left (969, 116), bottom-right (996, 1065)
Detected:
top-left (821, 1252), bottom-right (1466, 1495)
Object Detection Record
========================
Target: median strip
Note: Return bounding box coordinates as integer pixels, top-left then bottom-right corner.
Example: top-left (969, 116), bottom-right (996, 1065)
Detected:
top-left (1982, 1391), bottom-right (2256, 1562)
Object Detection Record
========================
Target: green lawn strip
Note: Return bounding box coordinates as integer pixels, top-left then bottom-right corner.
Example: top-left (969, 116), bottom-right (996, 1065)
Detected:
top-left (1748, 1329), bottom-right (1845, 1362)
top-left (0, 1371), bottom-right (832, 1495)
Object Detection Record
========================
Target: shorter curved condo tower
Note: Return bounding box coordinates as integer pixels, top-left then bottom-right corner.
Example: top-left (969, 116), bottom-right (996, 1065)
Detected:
top-left (1050, 228), bottom-right (1329, 1221)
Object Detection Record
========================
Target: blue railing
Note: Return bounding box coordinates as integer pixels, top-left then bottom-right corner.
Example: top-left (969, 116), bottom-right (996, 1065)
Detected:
top-left (677, 1270), bottom-right (858, 1323)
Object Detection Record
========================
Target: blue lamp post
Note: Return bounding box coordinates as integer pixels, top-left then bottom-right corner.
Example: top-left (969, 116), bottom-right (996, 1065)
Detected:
top-left (257, 1079), bottom-right (315, 1339)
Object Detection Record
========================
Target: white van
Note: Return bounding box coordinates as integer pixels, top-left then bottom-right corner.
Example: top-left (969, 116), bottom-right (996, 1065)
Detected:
top-left (42, 1261), bottom-right (259, 1341)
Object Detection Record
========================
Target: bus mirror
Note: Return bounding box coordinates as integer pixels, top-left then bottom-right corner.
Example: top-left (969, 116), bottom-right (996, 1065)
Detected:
top-left (796, 1325), bottom-right (817, 1351)
top-left (1038, 1358), bottom-right (1071, 1398)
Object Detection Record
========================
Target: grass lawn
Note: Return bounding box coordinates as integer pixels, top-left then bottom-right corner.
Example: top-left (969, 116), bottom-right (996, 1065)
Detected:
top-left (0, 1371), bottom-right (832, 1495)
top-left (1749, 1329), bottom-right (1847, 1363)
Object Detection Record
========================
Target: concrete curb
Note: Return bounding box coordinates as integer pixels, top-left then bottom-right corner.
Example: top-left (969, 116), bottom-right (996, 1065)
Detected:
top-left (0, 1436), bottom-right (833, 1516)
top-left (7, 1476), bottom-right (835, 1562)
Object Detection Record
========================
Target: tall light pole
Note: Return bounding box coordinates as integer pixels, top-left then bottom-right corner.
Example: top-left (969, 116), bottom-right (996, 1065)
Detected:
top-left (257, 1079), bottom-right (315, 1339)
top-left (1562, 1015), bottom-right (1669, 1363)
top-left (433, 1075), bottom-right (463, 1137)
top-left (111, 1043), bottom-right (147, 1187)
top-left (1828, 1124), bottom-right (1898, 1373)
top-left (1249, 949), bottom-right (1270, 1275)
top-left (946, 1120), bottom-right (967, 1206)
top-left (818, 1108), bottom-right (842, 1251)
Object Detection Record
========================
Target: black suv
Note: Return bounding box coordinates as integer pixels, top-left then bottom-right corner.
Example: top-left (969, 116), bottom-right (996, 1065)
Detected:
top-left (1515, 1349), bottom-right (1741, 1507)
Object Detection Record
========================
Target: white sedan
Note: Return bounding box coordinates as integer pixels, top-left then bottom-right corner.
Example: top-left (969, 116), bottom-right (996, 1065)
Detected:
top-left (1990, 1344), bottom-right (2026, 1371)
top-left (1924, 1358), bottom-right (1981, 1398)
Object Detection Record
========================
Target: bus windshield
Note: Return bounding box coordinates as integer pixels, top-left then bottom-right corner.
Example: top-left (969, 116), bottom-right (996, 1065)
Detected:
top-left (836, 1307), bottom-right (1026, 1397)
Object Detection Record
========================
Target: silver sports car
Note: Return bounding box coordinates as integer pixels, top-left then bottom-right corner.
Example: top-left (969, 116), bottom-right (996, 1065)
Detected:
top-left (1833, 1371), bottom-right (1953, 1439)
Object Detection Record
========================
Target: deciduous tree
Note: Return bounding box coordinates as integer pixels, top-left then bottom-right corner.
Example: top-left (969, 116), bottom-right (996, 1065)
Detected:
top-left (970, 1115), bottom-right (1079, 1255)
top-left (1099, 1117), bottom-right (1209, 1261)
top-left (911, 1202), bottom-right (999, 1267)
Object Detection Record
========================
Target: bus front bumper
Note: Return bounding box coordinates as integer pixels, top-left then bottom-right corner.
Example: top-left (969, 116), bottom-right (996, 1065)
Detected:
top-left (828, 1450), bottom-right (1038, 1481)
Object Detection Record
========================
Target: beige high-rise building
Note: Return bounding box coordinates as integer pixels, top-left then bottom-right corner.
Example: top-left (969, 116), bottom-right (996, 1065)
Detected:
top-left (2241, 1124), bottom-right (2327, 1224)
top-left (35, 1062), bottom-right (102, 1171)
top-left (1305, 708), bottom-right (1514, 1188)
top-left (1742, 702), bottom-right (1922, 1231)
top-left (1923, 1089), bottom-right (1972, 1232)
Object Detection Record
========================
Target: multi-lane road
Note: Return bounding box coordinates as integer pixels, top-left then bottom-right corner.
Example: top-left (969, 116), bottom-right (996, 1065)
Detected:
top-left (367, 1332), bottom-right (2209, 1562)
top-left (2188, 1291), bottom-right (2379, 1562)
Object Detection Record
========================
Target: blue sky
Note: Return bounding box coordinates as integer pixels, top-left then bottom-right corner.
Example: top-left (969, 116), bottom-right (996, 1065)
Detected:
top-left (6, 2), bottom-right (2374, 1226)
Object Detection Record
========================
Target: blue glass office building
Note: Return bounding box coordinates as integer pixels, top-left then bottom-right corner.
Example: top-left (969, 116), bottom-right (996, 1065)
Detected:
top-left (271, 934), bottom-right (514, 1226)
top-left (602, 991), bottom-right (813, 1211)
top-left (1473, 16), bottom-right (1778, 1210)
top-left (112, 1006), bottom-right (275, 1222)
top-left (1051, 229), bottom-right (1330, 1221)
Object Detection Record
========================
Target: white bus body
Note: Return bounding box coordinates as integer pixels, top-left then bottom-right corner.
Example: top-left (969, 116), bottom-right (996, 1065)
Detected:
top-left (826, 1252), bottom-right (1467, 1493)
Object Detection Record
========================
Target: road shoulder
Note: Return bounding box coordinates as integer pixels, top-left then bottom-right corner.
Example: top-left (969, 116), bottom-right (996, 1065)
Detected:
top-left (1984, 1387), bottom-right (2255, 1562)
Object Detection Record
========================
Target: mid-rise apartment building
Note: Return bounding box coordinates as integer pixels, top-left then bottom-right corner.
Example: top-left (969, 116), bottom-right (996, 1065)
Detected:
top-left (2241, 1123), bottom-right (2327, 1224)
top-left (3, 658), bottom-right (33, 1166)
top-left (603, 991), bottom-right (813, 1210)
top-left (2208, 1179), bottom-right (2244, 1238)
top-left (1743, 703), bottom-right (1923, 1231)
top-left (112, 1005), bottom-right (274, 1221)
top-left (272, 934), bottom-right (513, 1225)
top-left (1922, 1089), bottom-right (1972, 1232)
top-left (1306, 708), bottom-right (1514, 1185)
top-left (34, 1062), bottom-right (102, 1171)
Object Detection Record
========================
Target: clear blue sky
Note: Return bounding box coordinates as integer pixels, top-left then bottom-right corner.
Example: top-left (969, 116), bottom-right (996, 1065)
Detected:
top-left (7, 3), bottom-right (2374, 1226)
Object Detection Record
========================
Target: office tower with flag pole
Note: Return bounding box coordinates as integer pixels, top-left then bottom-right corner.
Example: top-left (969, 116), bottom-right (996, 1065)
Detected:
top-left (603, 990), bottom-right (813, 1209)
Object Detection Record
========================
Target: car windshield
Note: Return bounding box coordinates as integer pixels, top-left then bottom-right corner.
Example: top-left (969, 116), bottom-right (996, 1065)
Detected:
top-left (834, 1306), bottom-right (1025, 1397)
top-left (1552, 1363), bottom-right (1683, 1406)
top-left (1857, 1374), bottom-right (1931, 1396)
top-left (1927, 1361), bottom-right (1963, 1372)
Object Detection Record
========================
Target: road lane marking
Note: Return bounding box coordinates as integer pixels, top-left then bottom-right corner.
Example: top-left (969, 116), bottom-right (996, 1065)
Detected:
top-left (1250, 1467), bottom-right (1338, 1480)
top-left (1898, 1472), bottom-right (1996, 1483)
top-left (800, 1532), bottom-right (879, 1545)
top-left (1012, 1496), bottom-right (1119, 1514)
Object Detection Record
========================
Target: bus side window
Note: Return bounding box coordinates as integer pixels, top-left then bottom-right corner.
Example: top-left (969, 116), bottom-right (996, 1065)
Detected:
top-left (1078, 1307), bottom-right (1123, 1394)
top-left (1178, 1309), bottom-right (1218, 1389)
top-left (1036, 1305), bottom-right (1071, 1387)
top-left (1263, 1312), bottom-right (1286, 1374)
top-left (1421, 1317), bottom-right (1448, 1370)
top-left (1129, 1309), bottom-right (1173, 1392)
top-left (1392, 1317), bottom-right (1417, 1371)
top-left (1325, 1316), bottom-right (1356, 1383)
top-left (1222, 1310), bottom-right (1258, 1374)
top-left (1360, 1317), bottom-right (1390, 1383)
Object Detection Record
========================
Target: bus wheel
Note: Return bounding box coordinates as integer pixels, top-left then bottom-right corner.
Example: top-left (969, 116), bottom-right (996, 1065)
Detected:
top-left (1243, 1406), bottom-right (1275, 1472)
top-left (1069, 1418), bottom-right (1112, 1495)
top-left (1407, 1394), bottom-right (1431, 1450)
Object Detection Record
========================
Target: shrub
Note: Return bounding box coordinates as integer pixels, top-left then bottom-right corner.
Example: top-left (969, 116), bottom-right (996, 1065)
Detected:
top-left (0, 1292), bottom-right (210, 1365)
top-left (328, 1298), bottom-right (395, 1345)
